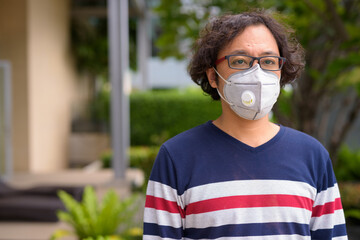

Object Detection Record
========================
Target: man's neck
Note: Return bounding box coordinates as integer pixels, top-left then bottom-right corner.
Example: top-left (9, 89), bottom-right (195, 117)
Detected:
top-left (212, 106), bottom-right (280, 148)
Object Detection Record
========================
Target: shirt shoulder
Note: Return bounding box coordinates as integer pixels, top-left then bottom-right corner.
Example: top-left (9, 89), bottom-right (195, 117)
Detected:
top-left (162, 121), bottom-right (216, 152)
top-left (282, 126), bottom-right (329, 156)
top-left (280, 126), bottom-right (334, 188)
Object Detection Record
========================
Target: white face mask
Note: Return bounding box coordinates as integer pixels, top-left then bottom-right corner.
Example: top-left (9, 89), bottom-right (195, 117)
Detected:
top-left (213, 64), bottom-right (280, 120)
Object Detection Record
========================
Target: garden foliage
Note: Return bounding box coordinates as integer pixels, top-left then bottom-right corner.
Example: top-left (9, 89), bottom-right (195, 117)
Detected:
top-left (91, 87), bottom-right (222, 146)
top-left (51, 186), bottom-right (139, 240)
top-left (130, 88), bottom-right (221, 146)
top-left (335, 145), bottom-right (360, 181)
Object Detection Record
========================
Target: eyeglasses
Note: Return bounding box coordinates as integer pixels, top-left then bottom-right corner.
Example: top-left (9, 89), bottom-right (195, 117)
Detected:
top-left (215, 54), bottom-right (286, 71)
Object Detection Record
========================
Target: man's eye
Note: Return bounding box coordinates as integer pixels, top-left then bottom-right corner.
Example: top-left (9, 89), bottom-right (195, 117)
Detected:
top-left (232, 59), bottom-right (247, 65)
top-left (262, 59), bottom-right (276, 65)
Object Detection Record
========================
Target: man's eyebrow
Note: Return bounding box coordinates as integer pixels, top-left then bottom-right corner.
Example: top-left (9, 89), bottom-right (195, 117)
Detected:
top-left (229, 50), bottom-right (248, 55)
top-left (261, 51), bottom-right (279, 56)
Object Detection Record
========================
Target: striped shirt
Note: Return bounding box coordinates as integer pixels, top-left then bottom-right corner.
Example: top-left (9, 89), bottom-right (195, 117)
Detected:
top-left (143, 121), bottom-right (347, 239)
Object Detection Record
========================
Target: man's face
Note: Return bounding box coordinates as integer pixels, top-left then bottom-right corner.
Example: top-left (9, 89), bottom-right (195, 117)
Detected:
top-left (207, 24), bottom-right (281, 89)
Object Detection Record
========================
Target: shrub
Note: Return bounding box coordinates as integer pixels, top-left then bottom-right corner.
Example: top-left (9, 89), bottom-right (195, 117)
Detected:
top-left (90, 87), bottom-right (221, 145)
top-left (335, 146), bottom-right (360, 222)
top-left (338, 182), bottom-right (360, 222)
top-left (128, 146), bottom-right (159, 180)
top-left (334, 145), bottom-right (360, 181)
top-left (339, 183), bottom-right (360, 208)
top-left (102, 146), bottom-right (160, 192)
top-left (51, 186), bottom-right (140, 240)
top-left (130, 88), bottom-right (221, 145)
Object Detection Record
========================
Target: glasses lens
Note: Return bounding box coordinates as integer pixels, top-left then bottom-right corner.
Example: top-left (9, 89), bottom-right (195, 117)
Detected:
top-left (259, 57), bottom-right (282, 70)
top-left (228, 55), bottom-right (252, 69)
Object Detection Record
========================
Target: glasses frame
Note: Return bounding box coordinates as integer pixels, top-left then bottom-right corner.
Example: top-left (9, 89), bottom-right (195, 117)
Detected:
top-left (215, 54), bottom-right (287, 71)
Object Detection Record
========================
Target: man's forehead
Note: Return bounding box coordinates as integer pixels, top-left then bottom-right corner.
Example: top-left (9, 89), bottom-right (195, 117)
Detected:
top-left (227, 50), bottom-right (280, 56)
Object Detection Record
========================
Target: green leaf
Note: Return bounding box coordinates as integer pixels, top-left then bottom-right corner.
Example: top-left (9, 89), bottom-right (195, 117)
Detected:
top-left (97, 190), bottom-right (121, 234)
top-left (50, 229), bottom-right (74, 240)
top-left (82, 186), bottom-right (99, 235)
top-left (56, 211), bottom-right (74, 225)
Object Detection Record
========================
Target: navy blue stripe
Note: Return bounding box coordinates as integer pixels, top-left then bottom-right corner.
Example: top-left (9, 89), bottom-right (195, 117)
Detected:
top-left (184, 222), bottom-right (310, 239)
top-left (311, 224), bottom-right (347, 239)
top-left (143, 222), bottom-right (183, 239)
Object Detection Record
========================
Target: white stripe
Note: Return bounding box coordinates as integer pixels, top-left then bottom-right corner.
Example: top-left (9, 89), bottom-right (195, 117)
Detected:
top-left (184, 234), bottom-right (310, 240)
top-left (143, 235), bottom-right (176, 240)
top-left (144, 207), bottom-right (183, 228)
top-left (185, 206), bottom-right (312, 228)
top-left (181, 180), bottom-right (316, 204)
top-left (144, 234), bottom-right (312, 240)
top-left (332, 236), bottom-right (348, 240)
top-left (146, 180), bottom-right (184, 207)
top-left (310, 209), bottom-right (346, 231)
top-left (313, 184), bottom-right (340, 207)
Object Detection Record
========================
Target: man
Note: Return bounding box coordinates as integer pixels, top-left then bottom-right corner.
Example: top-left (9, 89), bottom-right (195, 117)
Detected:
top-left (143, 11), bottom-right (348, 240)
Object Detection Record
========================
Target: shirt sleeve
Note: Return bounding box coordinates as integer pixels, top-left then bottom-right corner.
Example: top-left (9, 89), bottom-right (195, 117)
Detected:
top-left (310, 157), bottom-right (348, 239)
top-left (143, 146), bottom-right (185, 239)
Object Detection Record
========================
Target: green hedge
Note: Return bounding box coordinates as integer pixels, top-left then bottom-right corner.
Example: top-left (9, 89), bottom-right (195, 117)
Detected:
top-left (334, 146), bottom-right (360, 221)
top-left (334, 145), bottom-right (360, 181)
top-left (129, 146), bottom-right (160, 192)
top-left (91, 87), bottom-right (221, 146)
top-left (102, 146), bottom-right (160, 192)
top-left (130, 88), bottom-right (221, 145)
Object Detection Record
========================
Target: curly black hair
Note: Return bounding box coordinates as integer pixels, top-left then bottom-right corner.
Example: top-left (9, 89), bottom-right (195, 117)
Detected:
top-left (188, 10), bottom-right (305, 100)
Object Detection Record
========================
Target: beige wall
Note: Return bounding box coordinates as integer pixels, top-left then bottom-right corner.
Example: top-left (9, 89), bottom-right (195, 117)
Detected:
top-left (0, 0), bottom-right (30, 171)
top-left (28, 0), bottom-right (76, 172)
top-left (0, 0), bottom-right (77, 173)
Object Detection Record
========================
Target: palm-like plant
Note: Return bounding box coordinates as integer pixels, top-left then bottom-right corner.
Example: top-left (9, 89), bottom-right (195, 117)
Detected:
top-left (51, 186), bottom-right (140, 240)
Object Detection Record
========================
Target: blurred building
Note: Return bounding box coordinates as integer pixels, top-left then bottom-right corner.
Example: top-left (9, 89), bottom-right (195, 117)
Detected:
top-left (0, 0), bottom-right (78, 174)
top-left (0, 0), bottom-right (187, 176)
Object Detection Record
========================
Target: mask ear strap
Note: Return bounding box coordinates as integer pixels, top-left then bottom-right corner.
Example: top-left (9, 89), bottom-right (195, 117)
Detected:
top-left (212, 67), bottom-right (234, 106)
top-left (212, 67), bottom-right (230, 84)
top-left (216, 88), bottom-right (234, 106)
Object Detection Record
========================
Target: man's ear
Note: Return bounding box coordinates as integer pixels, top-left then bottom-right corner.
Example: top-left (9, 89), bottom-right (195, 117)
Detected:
top-left (206, 68), bottom-right (218, 88)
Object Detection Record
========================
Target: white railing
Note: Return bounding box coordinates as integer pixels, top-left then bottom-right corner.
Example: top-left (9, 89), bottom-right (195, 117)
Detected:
top-left (0, 60), bottom-right (12, 179)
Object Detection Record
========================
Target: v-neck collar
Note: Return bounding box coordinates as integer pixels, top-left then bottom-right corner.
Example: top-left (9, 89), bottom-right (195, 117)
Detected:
top-left (206, 120), bottom-right (285, 153)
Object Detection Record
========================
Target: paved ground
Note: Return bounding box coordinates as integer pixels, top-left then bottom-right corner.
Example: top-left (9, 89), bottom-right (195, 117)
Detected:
top-left (0, 221), bottom-right (74, 240)
top-left (0, 169), bottom-right (144, 240)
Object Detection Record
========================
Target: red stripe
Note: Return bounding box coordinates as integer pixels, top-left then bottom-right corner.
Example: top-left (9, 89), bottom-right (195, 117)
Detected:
top-left (145, 195), bottom-right (185, 218)
top-left (185, 194), bottom-right (313, 215)
top-left (311, 198), bottom-right (343, 217)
